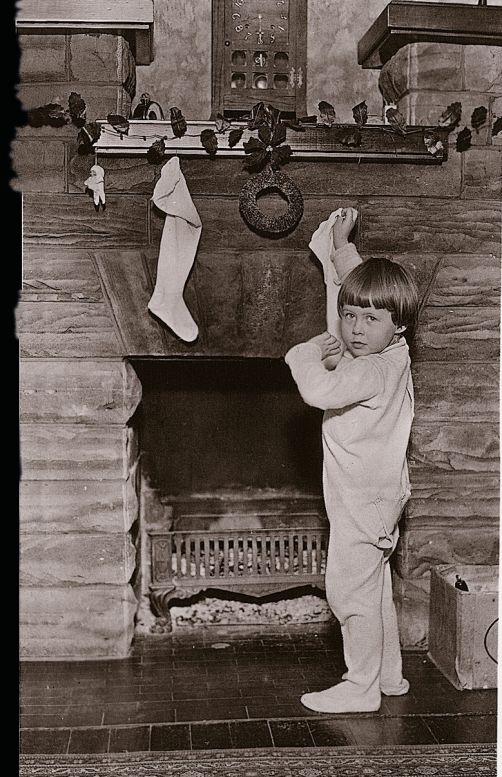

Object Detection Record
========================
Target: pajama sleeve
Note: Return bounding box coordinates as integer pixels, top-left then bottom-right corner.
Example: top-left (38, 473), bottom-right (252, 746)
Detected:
top-left (285, 343), bottom-right (382, 411)
top-left (332, 242), bottom-right (362, 283)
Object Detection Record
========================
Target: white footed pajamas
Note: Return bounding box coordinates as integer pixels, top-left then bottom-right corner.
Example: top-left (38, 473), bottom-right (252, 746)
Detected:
top-left (285, 242), bottom-right (413, 713)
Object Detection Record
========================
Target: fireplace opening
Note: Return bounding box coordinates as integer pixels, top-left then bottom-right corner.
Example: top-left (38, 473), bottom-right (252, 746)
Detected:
top-left (129, 357), bottom-right (329, 631)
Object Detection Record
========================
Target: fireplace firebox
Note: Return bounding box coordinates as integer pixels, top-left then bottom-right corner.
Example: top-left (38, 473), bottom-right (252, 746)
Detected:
top-left (131, 358), bottom-right (330, 630)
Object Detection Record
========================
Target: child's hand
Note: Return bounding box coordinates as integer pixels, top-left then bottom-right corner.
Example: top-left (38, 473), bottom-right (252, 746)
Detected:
top-left (308, 332), bottom-right (343, 370)
top-left (331, 207), bottom-right (358, 250)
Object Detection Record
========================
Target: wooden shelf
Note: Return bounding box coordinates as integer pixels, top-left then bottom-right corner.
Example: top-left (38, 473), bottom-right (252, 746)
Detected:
top-left (16, 0), bottom-right (154, 64)
top-left (94, 120), bottom-right (449, 163)
top-left (358, 1), bottom-right (502, 68)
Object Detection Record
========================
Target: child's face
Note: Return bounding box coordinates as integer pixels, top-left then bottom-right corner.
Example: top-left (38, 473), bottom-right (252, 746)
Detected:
top-left (340, 304), bottom-right (405, 358)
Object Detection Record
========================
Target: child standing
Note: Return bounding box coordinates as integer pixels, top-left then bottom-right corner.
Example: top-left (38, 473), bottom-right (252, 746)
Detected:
top-left (285, 208), bottom-right (419, 713)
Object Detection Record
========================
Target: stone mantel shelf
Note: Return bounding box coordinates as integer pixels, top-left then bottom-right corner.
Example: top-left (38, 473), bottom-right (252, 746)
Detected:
top-left (95, 120), bottom-right (449, 163)
top-left (16, 0), bottom-right (154, 64)
top-left (358, 1), bottom-right (502, 68)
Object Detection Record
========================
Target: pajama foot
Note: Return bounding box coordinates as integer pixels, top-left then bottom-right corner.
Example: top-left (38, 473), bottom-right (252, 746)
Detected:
top-left (300, 682), bottom-right (381, 714)
top-left (381, 678), bottom-right (410, 696)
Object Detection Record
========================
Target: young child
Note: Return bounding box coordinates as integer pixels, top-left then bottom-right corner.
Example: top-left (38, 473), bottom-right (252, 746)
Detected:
top-left (285, 208), bottom-right (419, 713)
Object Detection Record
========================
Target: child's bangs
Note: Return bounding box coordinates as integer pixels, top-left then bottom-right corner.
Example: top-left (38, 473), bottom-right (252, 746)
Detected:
top-left (339, 273), bottom-right (395, 313)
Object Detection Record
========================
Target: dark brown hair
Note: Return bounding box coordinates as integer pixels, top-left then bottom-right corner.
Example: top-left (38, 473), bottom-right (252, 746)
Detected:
top-left (337, 258), bottom-right (419, 331)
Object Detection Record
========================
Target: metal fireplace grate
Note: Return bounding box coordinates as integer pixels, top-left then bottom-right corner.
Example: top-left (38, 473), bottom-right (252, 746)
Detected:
top-left (149, 529), bottom-right (329, 621)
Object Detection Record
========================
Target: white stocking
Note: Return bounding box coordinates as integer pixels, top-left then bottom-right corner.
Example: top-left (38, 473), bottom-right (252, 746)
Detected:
top-left (148, 157), bottom-right (202, 342)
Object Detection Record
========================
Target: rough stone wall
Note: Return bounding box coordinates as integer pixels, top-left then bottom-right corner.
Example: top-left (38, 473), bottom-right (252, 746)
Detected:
top-left (17, 32), bottom-right (142, 659)
top-left (381, 42), bottom-right (501, 648)
top-left (16, 27), bottom-right (500, 656)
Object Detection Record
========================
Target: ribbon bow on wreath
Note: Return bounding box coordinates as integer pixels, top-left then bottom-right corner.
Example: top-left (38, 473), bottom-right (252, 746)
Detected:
top-left (238, 102), bottom-right (303, 236)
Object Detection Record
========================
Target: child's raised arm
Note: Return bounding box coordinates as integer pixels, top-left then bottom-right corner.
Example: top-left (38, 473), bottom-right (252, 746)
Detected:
top-left (331, 207), bottom-right (358, 250)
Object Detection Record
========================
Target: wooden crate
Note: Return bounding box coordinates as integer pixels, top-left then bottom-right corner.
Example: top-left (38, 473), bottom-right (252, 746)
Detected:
top-left (428, 564), bottom-right (498, 690)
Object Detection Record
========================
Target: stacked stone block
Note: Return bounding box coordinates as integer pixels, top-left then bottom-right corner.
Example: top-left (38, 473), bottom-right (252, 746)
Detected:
top-left (379, 42), bottom-right (501, 647)
top-left (17, 30), bottom-right (141, 659)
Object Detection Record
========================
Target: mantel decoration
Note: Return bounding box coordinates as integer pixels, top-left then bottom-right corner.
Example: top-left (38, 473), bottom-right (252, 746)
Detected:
top-left (236, 102), bottom-right (303, 235)
top-left (24, 89), bottom-right (502, 224)
top-left (239, 164), bottom-right (304, 235)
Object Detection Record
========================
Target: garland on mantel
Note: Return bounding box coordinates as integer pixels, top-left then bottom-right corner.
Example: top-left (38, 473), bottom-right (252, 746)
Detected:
top-left (25, 92), bottom-right (502, 160)
top-left (25, 93), bottom-right (501, 232)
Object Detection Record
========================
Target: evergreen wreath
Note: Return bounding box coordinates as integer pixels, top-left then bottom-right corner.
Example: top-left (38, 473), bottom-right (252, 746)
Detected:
top-left (239, 164), bottom-right (304, 236)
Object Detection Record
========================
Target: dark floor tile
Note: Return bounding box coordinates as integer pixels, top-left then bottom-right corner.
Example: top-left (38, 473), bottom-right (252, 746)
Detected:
top-left (20, 714), bottom-right (68, 729)
top-left (68, 727), bottom-right (110, 754)
top-left (174, 701), bottom-right (248, 722)
top-left (20, 704), bottom-right (68, 716)
top-left (237, 678), bottom-right (280, 701)
top-left (386, 689), bottom-right (496, 716)
top-left (447, 690), bottom-right (497, 714)
top-left (269, 719), bottom-right (315, 747)
top-left (125, 709), bottom-right (177, 725)
top-left (237, 668), bottom-right (305, 681)
top-left (149, 648), bottom-right (202, 661)
top-left (109, 725), bottom-right (151, 752)
top-left (348, 715), bottom-right (438, 746)
top-left (151, 724), bottom-right (191, 751)
top-left (307, 719), bottom-right (355, 746)
top-left (173, 686), bottom-right (229, 701)
top-left (138, 688), bottom-right (174, 702)
top-left (20, 728), bottom-right (71, 754)
top-left (247, 702), bottom-right (309, 719)
top-left (190, 722), bottom-right (232, 749)
top-left (102, 688), bottom-right (144, 702)
top-left (137, 700), bottom-right (177, 712)
top-left (228, 720), bottom-right (273, 748)
top-left (103, 704), bottom-right (175, 725)
top-left (240, 695), bottom-right (278, 708)
top-left (424, 714), bottom-right (497, 744)
top-left (59, 708), bottom-right (104, 727)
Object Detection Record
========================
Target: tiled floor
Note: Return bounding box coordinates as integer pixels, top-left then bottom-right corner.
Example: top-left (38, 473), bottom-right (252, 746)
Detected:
top-left (19, 623), bottom-right (497, 753)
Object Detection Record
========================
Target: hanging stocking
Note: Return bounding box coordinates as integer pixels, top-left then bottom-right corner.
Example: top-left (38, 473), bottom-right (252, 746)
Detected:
top-left (308, 208), bottom-right (358, 338)
top-left (148, 157), bottom-right (202, 342)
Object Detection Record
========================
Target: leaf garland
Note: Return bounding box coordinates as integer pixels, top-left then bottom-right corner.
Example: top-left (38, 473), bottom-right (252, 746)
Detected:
top-left (318, 100), bottom-right (336, 127)
top-left (27, 102), bottom-right (68, 128)
top-left (77, 122), bottom-right (102, 155)
top-left (456, 127), bottom-right (472, 152)
top-left (385, 106), bottom-right (407, 135)
top-left (170, 107), bottom-right (187, 138)
top-left (228, 128), bottom-right (244, 148)
top-left (471, 106), bottom-right (488, 132)
top-left (27, 92), bottom-right (88, 129)
top-left (214, 113), bottom-right (231, 134)
top-left (146, 138), bottom-right (166, 165)
top-left (107, 114), bottom-right (130, 136)
top-left (68, 92), bottom-right (86, 127)
top-left (438, 101), bottom-right (462, 131)
top-left (241, 104), bottom-right (292, 172)
top-left (492, 116), bottom-right (502, 137)
top-left (352, 101), bottom-right (368, 128)
top-left (200, 128), bottom-right (218, 156)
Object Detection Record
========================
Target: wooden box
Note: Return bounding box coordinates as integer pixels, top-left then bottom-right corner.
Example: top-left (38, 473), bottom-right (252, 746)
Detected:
top-left (428, 564), bottom-right (498, 690)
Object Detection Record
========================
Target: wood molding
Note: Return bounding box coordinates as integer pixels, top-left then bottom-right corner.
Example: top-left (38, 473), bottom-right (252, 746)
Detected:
top-left (16, 0), bottom-right (154, 64)
top-left (358, 1), bottom-right (502, 69)
top-left (95, 120), bottom-right (449, 162)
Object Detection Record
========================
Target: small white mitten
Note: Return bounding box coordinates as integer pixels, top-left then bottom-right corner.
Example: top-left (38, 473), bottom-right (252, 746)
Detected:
top-left (84, 164), bottom-right (106, 209)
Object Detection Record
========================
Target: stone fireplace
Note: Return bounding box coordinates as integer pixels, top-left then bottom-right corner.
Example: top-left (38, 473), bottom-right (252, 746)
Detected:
top-left (17, 4), bottom-right (500, 659)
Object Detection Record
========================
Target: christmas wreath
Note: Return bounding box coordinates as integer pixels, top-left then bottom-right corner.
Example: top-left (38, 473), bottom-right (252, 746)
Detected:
top-left (239, 164), bottom-right (304, 236)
